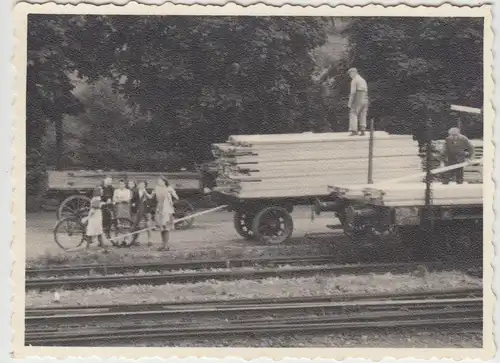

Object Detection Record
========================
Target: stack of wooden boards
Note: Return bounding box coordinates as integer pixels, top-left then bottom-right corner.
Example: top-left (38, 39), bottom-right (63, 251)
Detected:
top-left (362, 183), bottom-right (483, 206)
top-left (330, 138), bottom-right (484, 207)
top-left (212, 132), bottom-right (423, 199)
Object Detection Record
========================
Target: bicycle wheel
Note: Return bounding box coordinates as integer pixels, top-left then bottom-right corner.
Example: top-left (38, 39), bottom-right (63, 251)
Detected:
top-left (53, 217), bottom-right (87, 251)
top-left (109, 218), bottom-right (134, 247)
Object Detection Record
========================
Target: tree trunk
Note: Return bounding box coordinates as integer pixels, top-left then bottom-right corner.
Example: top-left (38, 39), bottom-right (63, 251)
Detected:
top-left (55, 117), bottom-right (63, 170)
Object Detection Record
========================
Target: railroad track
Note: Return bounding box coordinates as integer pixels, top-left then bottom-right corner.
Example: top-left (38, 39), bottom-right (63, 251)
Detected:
top-left (25, 260), bottom-right (479, 291)
top-left (25, 254), bottom-right (342, 279)
top-left (26, 287), bottom-right (482, 325)
top-left (25, 288), bottom-right (483, 346)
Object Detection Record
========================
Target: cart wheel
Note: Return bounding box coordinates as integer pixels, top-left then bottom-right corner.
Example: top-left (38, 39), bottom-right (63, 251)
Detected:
top-left (109, 218), bottom-right (134, 247)
top-left (174, 200), bottom-right (195, 230)
top-left (233, 211), bottom-right (255, 240)
top-left (57, 195), bottom-right (91, 220)
top-left (53, 217), bottom-right (87, 251)
top-left (252, 206), bottom-right (294, 244)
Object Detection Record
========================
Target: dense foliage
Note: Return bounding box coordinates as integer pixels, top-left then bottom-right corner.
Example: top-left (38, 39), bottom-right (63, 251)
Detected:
top-left (343, 17), bottom-right (484, 142)
top-left (26, 15), bottom-right (484, 206)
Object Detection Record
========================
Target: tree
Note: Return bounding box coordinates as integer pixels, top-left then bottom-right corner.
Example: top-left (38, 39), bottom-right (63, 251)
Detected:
top-left (342, 17), bottom-right (483, 142)
top-left (30, 15), bottom-right (332, 178)
top-left (103, 16), bottom-right (329, 162)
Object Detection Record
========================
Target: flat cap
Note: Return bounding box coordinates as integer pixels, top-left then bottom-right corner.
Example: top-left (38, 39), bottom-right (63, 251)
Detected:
top-left (347, 67), bottom-right (358, 74)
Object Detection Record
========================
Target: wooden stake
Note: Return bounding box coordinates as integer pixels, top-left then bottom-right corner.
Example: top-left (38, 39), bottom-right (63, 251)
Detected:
top-left (368, 118), bottom-right (375, 184)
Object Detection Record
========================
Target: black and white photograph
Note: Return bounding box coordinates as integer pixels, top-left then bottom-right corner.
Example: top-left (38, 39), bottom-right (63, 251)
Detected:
top-left (12, 2), bottom-right (494, 359)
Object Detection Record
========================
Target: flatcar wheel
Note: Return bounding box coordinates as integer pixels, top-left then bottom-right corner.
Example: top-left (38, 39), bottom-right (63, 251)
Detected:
top-left (53, 217), bottom-right (87, 251)
top-left (252, 206), bottom-right (293, 245)
top-left (57, 195), bottom-right (91, 220)
top-left (233, 211), bottom-right (255, 240)
top-left (173, 200), bottom-right (195, 230)
top-left (337, 208), bottom-right (354, 239)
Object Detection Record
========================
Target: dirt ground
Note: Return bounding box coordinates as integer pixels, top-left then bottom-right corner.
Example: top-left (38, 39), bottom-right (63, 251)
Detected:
top-left (139, 328), bottom-right (482, 348)
top-left (25, 207), bottom-right (340, 263)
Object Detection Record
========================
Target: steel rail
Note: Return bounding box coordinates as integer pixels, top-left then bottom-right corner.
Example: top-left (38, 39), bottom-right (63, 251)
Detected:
top-left (25, 260), bottom-right (476, 291)
top-left (26, 286), bottom-right (482, 314)
top-left (25, 307), bottom-right (482, 346)
top-left (25, 296), bottom-right (482, 326)
top-left (27, 305), bottom-right (482, 333)
top-left (25, 254), bottom-right (342, 279)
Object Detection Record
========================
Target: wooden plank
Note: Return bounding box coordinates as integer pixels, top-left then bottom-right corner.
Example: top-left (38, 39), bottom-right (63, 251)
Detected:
top-left (229, 187), bottom-right (331, 199)
top-left (228, 131), bottom-right (390, 143)
top-left (228, 132), bottom-right (416, 146)
top-left (232, 172), bottom-right (420, 192)
top-left (216, 138), bottom-right (418, 153)
top-left (48, 171), bottom-right (202, 191)
top-left (231, 159), bottom-right (423, 175)
top-left (362, 183), bottom-right (482, 204)
top-left (230, 148), bottom-right (419, 164)
top-left (228, 167), bottom-right (422, 182)
top-left (450, 104), bottom-right (482, 114)
top-left (382, 198), bottom-right (482, 206)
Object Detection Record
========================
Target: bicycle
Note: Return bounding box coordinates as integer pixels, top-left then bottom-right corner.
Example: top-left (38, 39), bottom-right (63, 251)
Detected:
top-left (53, 203), bottom-right (134, 251)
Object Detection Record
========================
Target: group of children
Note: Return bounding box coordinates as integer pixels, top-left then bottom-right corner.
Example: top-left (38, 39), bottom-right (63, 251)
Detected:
top-left (85, 175), bottom-right (179, 251)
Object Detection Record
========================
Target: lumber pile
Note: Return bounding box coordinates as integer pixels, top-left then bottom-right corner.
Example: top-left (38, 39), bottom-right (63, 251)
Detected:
top-left (213, 132), bottom-right (423, 199)
top-left (362, 183), bottom-right (482, 206)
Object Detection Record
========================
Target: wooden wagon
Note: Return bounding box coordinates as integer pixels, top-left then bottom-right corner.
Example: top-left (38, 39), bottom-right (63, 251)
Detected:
top-left (47, 170), bottom-right (204, 229)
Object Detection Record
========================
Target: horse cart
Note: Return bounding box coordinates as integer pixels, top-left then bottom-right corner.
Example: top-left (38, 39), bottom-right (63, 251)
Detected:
top-left (47, 170), bottom-right (203, 229)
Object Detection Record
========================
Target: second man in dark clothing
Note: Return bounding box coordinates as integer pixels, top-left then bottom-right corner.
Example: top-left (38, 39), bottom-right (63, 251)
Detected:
top-left (441, 127), bottom-right (475, 184)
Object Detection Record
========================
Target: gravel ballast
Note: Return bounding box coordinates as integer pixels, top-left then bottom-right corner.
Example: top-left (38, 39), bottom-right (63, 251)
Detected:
top-left (26, 270), bottom-right (481, 308)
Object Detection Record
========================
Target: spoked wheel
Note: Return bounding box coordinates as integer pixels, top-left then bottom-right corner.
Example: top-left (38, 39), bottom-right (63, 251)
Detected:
top-left (252, 206), bottom-right (293, 245)
top-left (173, 200), bottom-right (195, 230)
top-left (53, 217), bottom-right (87, 251)
top-left (57, 195), bottom-right (91, 220)
top-left (109, 218), bottom-right (134, 247)
top-left (233, 210), bottom-right (256, 240)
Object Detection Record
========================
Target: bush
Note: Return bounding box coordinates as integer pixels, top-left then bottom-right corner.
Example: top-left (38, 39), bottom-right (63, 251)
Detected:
top-left (26, 149), bottom-right (47, 212)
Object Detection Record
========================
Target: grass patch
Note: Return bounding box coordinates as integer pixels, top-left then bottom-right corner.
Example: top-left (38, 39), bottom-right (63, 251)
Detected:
top-left (26, 240), bottom-right (337, 269)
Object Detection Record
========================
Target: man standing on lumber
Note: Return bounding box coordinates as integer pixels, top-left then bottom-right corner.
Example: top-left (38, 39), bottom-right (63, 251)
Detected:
top-left (347, 68), bottom-right (369, 136)
top-left (441, 127), bottom-right (475, 184)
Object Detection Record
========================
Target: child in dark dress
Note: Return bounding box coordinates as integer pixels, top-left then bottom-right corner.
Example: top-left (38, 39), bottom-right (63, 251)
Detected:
top-left (130, 181), bottom-right (154, 246)
top-left (101, 176), bottom-right (114, 239)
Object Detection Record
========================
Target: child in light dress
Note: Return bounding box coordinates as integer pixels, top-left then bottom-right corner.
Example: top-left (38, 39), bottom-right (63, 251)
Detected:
top-left (154, 177), bottom-right (179, 251)
top-left (86, 187), bottom-right (106, 249)
top-left (113, 179), bottom-right (132, 220)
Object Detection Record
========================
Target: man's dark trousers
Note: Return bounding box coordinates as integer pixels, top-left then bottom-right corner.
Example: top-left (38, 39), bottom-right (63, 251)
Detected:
top-left (443, 160), bottom-right (464, 184)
